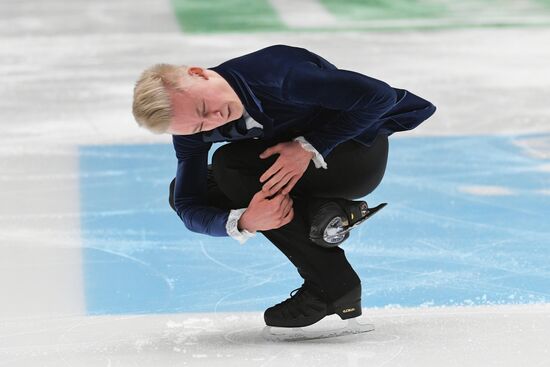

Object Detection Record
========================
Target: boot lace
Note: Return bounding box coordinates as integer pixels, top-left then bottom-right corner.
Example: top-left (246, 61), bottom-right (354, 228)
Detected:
top-left (277, 284), bottom-right (324, 318)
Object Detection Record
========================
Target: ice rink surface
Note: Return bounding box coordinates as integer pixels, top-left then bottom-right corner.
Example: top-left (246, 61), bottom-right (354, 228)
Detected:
top-left (1, 0), bottom-right (550, 366)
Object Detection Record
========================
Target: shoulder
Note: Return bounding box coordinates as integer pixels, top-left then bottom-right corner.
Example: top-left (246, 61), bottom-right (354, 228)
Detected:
top-left (237, 44), bottom-right (310, 59)
top-left (218, 44), bottom-right (337, 72)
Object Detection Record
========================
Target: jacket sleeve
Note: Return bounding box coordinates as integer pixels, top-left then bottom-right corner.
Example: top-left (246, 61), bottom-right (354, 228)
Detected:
top-left (172, 134), bottom-right (230, 237)
top-left (282, 61), bottom-right (397, 158)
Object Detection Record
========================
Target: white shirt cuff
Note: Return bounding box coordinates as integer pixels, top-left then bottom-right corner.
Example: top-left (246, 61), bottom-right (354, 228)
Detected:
top-left (226, 208), bottom-right (256, 244)
top-left (293, 136), bottom-right (328, 169)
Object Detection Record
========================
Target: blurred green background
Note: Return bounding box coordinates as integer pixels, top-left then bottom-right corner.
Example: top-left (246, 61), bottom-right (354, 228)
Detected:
top-left (172, 0), bottom-right (550, 33)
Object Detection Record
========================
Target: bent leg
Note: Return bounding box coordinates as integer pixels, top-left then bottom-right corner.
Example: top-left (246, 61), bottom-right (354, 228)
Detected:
top-left (293, 134), bottom-right (389, 199)
top-left (210, 134), bottom-right (388, 203)
top-left (210, 139), bottom-right (379, 301)
top-left (260, 197), bottom-right (362, 302)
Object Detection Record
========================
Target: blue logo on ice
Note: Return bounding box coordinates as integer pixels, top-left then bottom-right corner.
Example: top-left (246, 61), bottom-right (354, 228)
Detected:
top-left (79, 135), bottom-right (550, 315)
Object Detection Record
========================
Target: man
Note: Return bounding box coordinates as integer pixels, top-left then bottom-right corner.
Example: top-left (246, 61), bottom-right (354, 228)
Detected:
top-left (132, 44), bottom-right (436, 329)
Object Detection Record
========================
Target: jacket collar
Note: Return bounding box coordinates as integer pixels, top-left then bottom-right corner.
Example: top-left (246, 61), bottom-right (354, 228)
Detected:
top-left (208, 65), bottom-right (274, 138)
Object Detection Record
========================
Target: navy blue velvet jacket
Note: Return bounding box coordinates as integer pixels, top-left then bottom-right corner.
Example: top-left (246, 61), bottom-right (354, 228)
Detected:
top-left (172, 45), bottom-right (436, 237)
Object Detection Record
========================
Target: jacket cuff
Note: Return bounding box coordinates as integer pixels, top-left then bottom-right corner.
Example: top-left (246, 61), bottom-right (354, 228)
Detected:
top-left (226, 208), bottom-right (256, 244)
top-left (293, 136), bottom-right (328, 169)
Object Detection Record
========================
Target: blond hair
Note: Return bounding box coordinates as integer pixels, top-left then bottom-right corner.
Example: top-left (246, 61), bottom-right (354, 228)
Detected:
top-left (132, 64), bottom-right (194, 134)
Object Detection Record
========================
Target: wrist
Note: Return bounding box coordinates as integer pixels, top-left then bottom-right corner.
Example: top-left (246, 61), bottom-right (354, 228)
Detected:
top-left (294, 140), bottom-right (314, 159)
top-left (238, 210), bottom-right (256, 233)
top-left (293, 136), bottom-right (327, 169)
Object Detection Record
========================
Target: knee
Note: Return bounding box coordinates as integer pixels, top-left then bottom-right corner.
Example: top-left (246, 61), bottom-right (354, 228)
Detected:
top-left (211, 143), bottom-right (262, 207)
top-left (211, 143), bottom-right (229, 168)
top-left (362, 167), bottom-right (388, 197)
top-left (212, 140), bottom-right (254, 164)
top-left (211, 143), bottom-right (232, 185)
top-left (211, 142), bottom-right (258, 185)
top-left (211, 144), bottom-right (243, 203)
top-left (351, 164), bottom-right (387, 199)
top-left (348, 137), bottom-right (389, 199)
top-left (378, 134), bottom-right (389, 158)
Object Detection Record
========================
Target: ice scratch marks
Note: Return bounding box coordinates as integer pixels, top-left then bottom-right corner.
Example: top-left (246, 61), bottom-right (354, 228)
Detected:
top-left (391, 202), bottom-right (546, 236)
top-left (377, 345), bottom-right (404, 367)
top-left (212, 278), bottom-right (274, 314)
top-left (199, 240), bottom-right (287, 313)
top-left (458, 185), bottom-right (515, 196)
top-left (199, 240), bottom-right (259, 278)
top-left (458, 185), bottom-right (550, 197)
top-left (513, 134), bottom-right (550, 160)
top-left (91, 247), bottom-right (175, 291)
top-left (455, 135), bottom-right (550, 198)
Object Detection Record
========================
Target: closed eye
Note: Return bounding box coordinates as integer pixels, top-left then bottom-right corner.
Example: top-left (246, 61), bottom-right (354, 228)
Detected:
top-left (194, 100), bottom-right (205, 134)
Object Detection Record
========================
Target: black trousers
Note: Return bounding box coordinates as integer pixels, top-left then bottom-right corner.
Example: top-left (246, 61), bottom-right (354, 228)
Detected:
top-left (170, 134), bottom-right (389, 303)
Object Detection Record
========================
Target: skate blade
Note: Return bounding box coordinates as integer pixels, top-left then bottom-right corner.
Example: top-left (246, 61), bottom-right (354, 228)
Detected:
top-left (324, 203), bottom-right (387, 242)
top-left (262, 318), bottom-right (374, 342)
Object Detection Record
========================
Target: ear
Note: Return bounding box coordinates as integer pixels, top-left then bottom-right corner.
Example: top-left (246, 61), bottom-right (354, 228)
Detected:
top-left (187, 66), bottom-right (208, 80)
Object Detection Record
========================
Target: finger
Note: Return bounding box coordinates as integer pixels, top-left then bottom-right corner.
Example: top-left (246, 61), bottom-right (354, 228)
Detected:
top-left (266, 191), bottom-right (283, 205)
top-left (281, 206), bottom-right (294, 225)
top-left (253, 189), bottom-right (268, 200)
top-left (259, 144), bottom-right (280, 159)
top-left (269, 172), bottom-right (293, 195)
top-left (277, 192), bottom-right (291, 209)
top-left (263, 170), bottom-right (292, 194)
top-left (281, 196), bottom-right (293, 217)
top-left (281, 176), bottom-right (300, 195)
top-left (279, 196), bottom-right (294, 220)
top-left (270, 190), bottom-right (287, 203)
top-left (259, 161), bottom-right (282, 183)
top-left (262, 168), bottom-right (287, 193)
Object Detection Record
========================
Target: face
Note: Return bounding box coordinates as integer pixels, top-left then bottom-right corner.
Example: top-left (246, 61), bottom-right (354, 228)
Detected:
top-left (166, 67), bottom-right (244, 135)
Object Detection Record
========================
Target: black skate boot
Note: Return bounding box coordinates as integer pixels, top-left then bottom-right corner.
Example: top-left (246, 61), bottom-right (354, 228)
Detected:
top-left (308, 198), bottom-right (387, 248)
top-left (263, 282), bottom-right (362, 328)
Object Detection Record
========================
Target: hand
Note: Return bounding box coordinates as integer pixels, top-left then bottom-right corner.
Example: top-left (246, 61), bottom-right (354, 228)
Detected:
top-left (259, 140), bottom-right (313, 195)
top-left (238, 190), bottom-right (294, 232)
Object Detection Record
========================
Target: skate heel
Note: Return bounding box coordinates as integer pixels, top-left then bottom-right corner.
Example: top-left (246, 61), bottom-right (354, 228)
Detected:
top-left (334, 299), bottom-right (362, 320)
top-left (331, 284), bottom-right (362, 320)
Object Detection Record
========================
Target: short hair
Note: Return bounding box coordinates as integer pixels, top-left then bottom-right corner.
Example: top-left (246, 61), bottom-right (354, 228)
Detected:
top-left (132, 64), bottom-right (194, 134)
